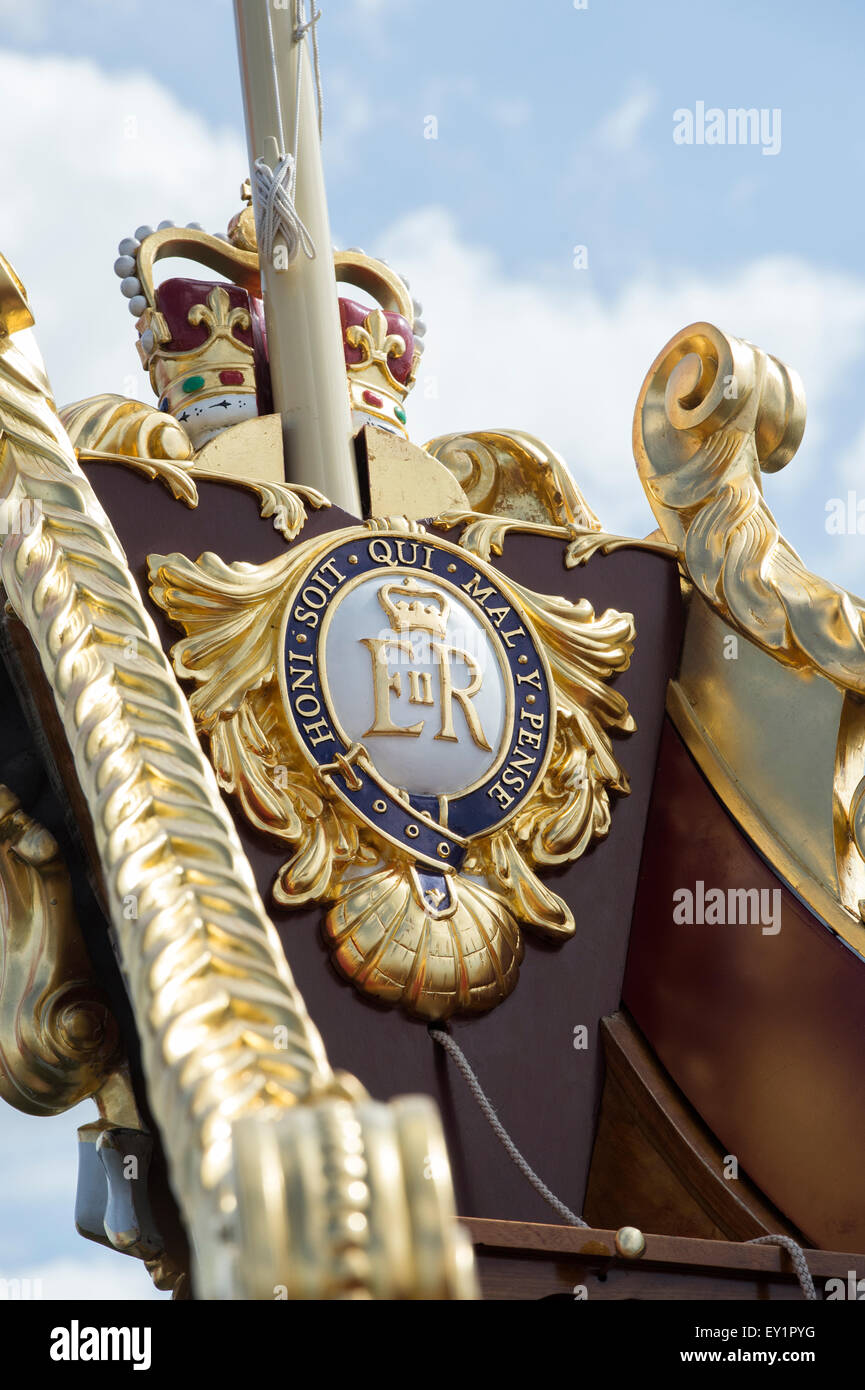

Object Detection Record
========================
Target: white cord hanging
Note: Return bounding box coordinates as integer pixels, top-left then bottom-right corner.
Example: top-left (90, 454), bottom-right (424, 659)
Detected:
top-left (253, 1), bottom-right (323, 268)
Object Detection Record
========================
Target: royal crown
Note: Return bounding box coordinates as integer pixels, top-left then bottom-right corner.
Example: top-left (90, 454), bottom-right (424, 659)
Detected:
top-left (113, 196), bottom-right (424, 446)
top-left (111, 217), bottom-right (266, 447)
top-left (336, 249), bottom-right (423, 438)
top-left (140, 280), bottom-right (264, 434)
top-left (379, 577), bottom-right (449, 638)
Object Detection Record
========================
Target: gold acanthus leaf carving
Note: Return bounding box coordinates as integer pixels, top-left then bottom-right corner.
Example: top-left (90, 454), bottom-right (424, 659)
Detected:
top-left (60, 393), bottom-right (193, 463)
top-left (431, 422), bottom-right (681, 564)
top-left (461, 582), bottom-right (635, 940)
top-left (0, 782), bottom-right (190, 1297)
top-left (148, 545), bottom-right (364, 906)
top-left (149, 524), bottom-right (636, 1020)
top-left (433, 509), bottom-right (678, 571)
top-left (0, 784), bottom-right (121, 1116)
top-left (634, 321), bottom-right (865, 694)
top-left (60, 394), bottom-right (328, 541)
top-left (425, 428), bottom-right (602, 531)
top-left (427, 430), bottom-right (679, 569)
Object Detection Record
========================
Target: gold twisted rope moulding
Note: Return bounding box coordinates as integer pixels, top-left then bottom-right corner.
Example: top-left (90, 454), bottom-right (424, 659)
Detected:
top-left (0, 251), bottom-right (476, 1300)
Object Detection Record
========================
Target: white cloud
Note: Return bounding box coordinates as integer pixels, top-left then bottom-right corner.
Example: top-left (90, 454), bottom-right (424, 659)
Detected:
top-left (9, 1256), bottom-right (167, 1301)
top-left (839, 417), bottom-right (865, 485)
top-left (490, 99), bottom-right (532, 130)
top-left (596, 82), bottom-right (659, 152)
top-left (0, 1106), bottom-right (84, 1206)
top-left (322, 69), bottom-right (376, 167)
top-left (0, 49), bottom-right (246, 407)
top-left (0, 0), bottom-right (139, 42)
top-left (380, 207), bottom-right (865, 537)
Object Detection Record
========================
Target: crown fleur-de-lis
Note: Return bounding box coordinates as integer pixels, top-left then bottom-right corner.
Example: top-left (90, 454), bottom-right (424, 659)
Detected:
top-left (345, 308), bottom-right (407, 382)
top-left (188, 286), bottom-right (251, 342)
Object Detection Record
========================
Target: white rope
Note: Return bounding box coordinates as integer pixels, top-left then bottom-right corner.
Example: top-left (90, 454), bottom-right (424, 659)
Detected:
top-left (252, 154), bottom-right (315, 266)
top-left (429, 1026), bottom-right (587, 1227)
top-left (431, 1027), bottom-right (820, 1299)
top-left (747, 1234), bottom-right (818, 1300)
top-left (296, 5), bottom-right (323, 139)
top-left (253, 0), bottom-right (322, 268)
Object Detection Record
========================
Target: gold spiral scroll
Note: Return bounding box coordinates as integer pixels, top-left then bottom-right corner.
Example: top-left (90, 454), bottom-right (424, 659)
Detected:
top-left (0, 252), bottom-right (475, 1300)
top-left (633, 321), bottom-right (865, 693)
top-left (0, 784), bottom-right (121, 1116)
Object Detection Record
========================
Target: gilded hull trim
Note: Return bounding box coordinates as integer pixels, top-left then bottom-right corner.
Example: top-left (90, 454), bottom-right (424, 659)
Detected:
top-left (636, 320), bottom-right (865, 936)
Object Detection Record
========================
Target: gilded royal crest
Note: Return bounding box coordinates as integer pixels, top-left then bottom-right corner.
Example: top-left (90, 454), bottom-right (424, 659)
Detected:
top-left (148, 520), bottom-right (636, 1020)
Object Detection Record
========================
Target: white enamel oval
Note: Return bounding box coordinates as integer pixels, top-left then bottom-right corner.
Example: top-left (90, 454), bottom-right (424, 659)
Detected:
top-left (322, 569), bottom-right (509, 796)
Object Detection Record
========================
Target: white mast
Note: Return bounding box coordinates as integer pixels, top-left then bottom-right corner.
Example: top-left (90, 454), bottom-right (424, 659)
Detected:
top-left (233, 0), bottom-right (360, 514)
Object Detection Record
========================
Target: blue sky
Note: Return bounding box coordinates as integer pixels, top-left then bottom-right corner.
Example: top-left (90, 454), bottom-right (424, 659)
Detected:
top-left (2, 0), bottom-right (865, 1297)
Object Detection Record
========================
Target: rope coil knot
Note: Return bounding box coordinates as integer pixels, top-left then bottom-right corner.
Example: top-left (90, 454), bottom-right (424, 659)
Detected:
top-left (252, 154), bottom-right (316, 268)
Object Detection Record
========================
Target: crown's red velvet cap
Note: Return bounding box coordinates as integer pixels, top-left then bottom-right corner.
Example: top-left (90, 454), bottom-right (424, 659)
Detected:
top-left (339, 297), bottom-right (414, 385)
top-left (154, 277), bottom-right (255, 351)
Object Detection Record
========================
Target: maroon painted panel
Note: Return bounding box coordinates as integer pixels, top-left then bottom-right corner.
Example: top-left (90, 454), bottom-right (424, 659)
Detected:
top-left (623, 719), bottom-right (865, 1251)
top-left (82, 461), bottom-right (684, 1222)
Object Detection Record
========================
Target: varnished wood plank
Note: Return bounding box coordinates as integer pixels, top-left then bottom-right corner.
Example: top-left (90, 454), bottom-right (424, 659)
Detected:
top-left (473, 1250), bottom-right (821, 1300)
top-left (460, 1216), bottom-right (865, 1280)
top-left (584, 1011), bottom-right (800, 1241)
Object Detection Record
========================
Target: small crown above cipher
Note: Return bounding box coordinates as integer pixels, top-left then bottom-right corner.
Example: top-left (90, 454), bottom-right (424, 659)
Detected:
top-left (379, 577), bottom-right (450, 638)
